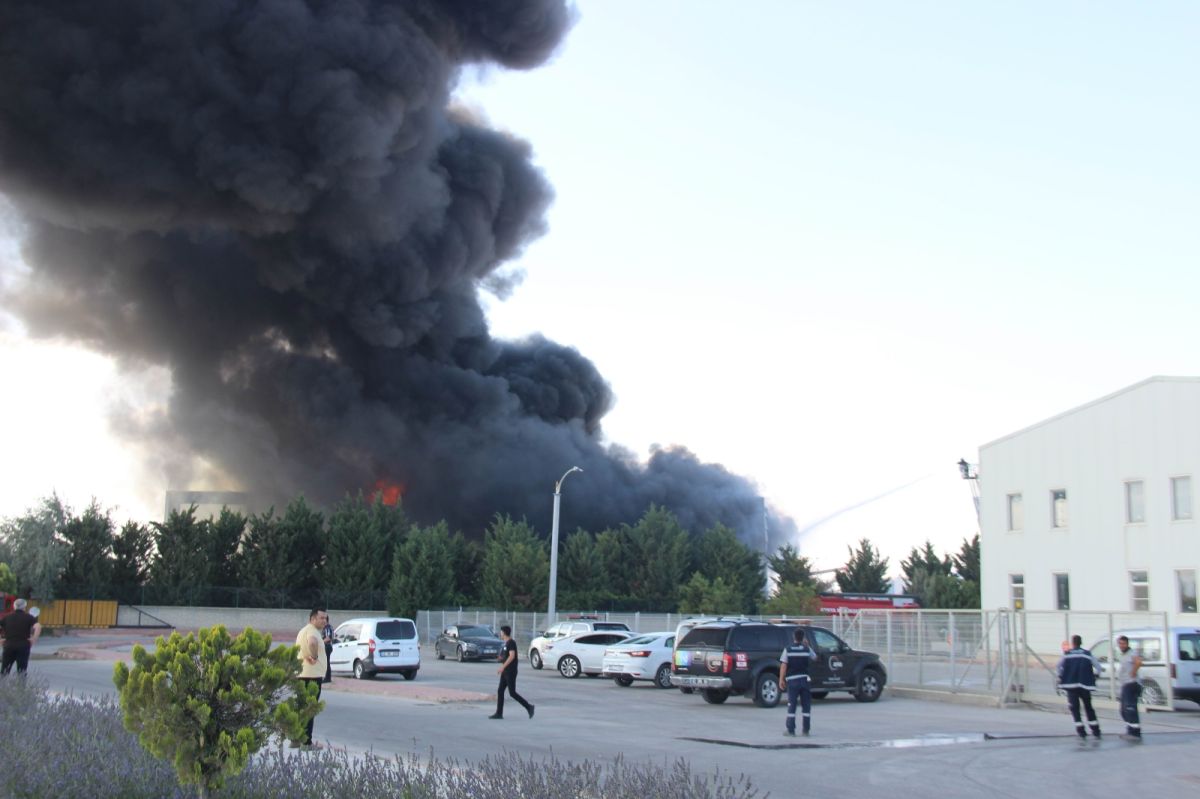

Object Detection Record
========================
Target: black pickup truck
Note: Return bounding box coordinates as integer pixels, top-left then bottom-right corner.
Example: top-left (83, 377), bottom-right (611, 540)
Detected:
top-left (669, 621), bottom-right (886, 707)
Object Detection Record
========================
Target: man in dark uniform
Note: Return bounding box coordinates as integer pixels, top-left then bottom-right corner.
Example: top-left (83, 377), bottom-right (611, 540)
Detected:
top-left (1057, 634), bottom-right (1102, 743)
top-left (489, 625), bottom-right (534, 720)
top-left (779, 627), bottom-right (814, 737)
top-left (0, 598), bottom-right (42, 675)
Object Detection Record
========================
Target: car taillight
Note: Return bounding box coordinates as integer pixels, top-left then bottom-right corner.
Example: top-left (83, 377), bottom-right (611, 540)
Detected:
top-left (723, 653), bottom-right (733, 674)
top-left (368, 638), bottom-right (376, 656)
top-left (628, 650), bottom-right (651, 658)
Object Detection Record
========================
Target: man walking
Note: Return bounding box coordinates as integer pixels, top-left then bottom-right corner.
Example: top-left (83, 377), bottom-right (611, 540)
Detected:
top-left (0, 599), bottom-right (41, 676)
top-left (295, 608), bottom-right (328, 748)
top-left (1116, 635), bottom-right (1144, 742)
top-left (779, 627), bottom-right (814, 737)
top-left (1057, 634), bottom-right (1101, 743)
top-left (489, 625), bottom-right (534, 720)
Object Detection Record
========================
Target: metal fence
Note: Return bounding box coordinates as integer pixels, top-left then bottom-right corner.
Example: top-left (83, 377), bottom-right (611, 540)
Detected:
top-left (419, 607), bottom-right (1177, 708)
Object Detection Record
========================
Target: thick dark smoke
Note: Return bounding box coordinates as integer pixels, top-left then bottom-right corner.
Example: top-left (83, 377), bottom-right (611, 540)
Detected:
top-left (0, 1), bottom-right (794, 546)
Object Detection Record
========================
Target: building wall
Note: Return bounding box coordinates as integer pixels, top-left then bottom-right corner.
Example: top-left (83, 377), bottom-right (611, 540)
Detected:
top-left (979, 377), bottom-right (1200, 624)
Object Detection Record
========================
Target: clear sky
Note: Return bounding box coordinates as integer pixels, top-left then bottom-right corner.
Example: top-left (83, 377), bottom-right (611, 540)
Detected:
top-left (1, 1), bottom-right (1197, 577)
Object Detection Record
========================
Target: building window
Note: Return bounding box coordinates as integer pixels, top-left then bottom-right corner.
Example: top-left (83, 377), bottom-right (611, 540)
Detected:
top-left (1010, 574), bottom-right (1024, 610)
top-left (1124, 480), bottom-right (1145, 524)
top-left (1007, 493), bottom-right (1023, 532)
top-left (1129, 570), bottom-right (1150, 612)
top-left (1178, 570), bottom-right (1198, 614)
top-left (1171, 476), bottom-right (1193, 521)
top-left (1054, 573), bottom-right (1070, 610)
top-left (1051, 489), bottom-right (1068, 528)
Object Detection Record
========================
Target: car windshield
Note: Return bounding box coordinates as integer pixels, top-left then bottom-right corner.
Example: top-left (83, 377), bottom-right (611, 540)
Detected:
top-left (458, 626), bottom-right (493, 637)
top-left (376, 620), bottom-right (416, 640)
top-left (679, 627), bottom-right (729, 648)
top-left (1178, 634), bottom-right (1200, 660)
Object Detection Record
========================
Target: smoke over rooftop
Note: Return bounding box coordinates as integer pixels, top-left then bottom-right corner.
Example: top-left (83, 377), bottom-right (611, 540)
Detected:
top-left (0, 1), bottom-right (794, 544)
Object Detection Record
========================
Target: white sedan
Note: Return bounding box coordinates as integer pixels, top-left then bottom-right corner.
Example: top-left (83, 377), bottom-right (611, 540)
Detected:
top-left (601, 632), bottom-right (676, 688)
top-left (543, 631), bottom-right (634, 678)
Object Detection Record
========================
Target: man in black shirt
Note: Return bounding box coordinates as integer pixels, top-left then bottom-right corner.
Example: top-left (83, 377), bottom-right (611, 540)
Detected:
top-left (489, 625), bottom-right (534, 720)
top-left (1, 598), bottom-right (42, 675)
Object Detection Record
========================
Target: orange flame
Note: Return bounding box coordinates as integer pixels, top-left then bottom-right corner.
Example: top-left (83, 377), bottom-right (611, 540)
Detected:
top-left (373, 479), bottom-right (405, 506)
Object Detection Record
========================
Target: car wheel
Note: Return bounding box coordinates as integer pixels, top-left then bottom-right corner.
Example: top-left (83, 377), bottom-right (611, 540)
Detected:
top-left (402, 670), bottom-right (417, 681)
top-left (811, 691), bottom-right (829, 699)
top-left (558, 655), bottom-right (581, 678)
top-left (702, 688), bottom-right (729, 704)
top-left (854, 669), bottom-right (883, 702)
top-left (530, 649), bottom-right (543, 670)
top-left (615, 675), bottom-right (634, 687)
top-left (585, 672), bottom-right (600, 679)
top-left (654, 664), bottom-right (673, 689)
top-left (754, 672), bottom-right (781, 708)
top-left (436, 647), bottom-right (445, 661)
top-left (353, 660), bottom-right (365, 680)
top-left (1141, 681), bottom-right (1166, 706)
top-left (457, 646), bottom-right (465, 663)
top-left (680, 687), bottom-right (695, 695)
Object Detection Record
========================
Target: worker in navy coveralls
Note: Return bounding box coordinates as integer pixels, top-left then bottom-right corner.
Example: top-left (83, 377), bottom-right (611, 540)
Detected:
top-left (1056, 634), bottom-right (1102, 741)
top-left (779, 627), bottom-right (814, 736)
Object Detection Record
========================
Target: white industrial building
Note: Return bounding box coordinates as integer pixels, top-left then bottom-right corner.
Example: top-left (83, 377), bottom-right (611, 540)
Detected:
top-left (979, 376), bottom-right (1199, 624)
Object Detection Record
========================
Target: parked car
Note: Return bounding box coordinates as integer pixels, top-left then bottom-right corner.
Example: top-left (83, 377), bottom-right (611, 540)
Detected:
top-left (434, 624), bottom-right (504, 662)
top-left (329, 617), bottom-right (420, 680)
top-left (529, 617), bottom-right (632, 669)
top-left (601, 632), bottom-right (676, 688)
top-left (670, 621), bottom-right (887, 706)
top-left (543, 630), bottom-right (634, 678)
top-left (1088, 626), bottom-right (1200, 707)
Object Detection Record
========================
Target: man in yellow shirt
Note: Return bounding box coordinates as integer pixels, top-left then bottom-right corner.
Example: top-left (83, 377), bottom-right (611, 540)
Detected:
top-left (295, 608), bottom-right (328, 748)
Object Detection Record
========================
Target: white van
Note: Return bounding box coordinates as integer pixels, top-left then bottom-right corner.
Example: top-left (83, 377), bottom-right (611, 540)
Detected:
top-left (1088, 626), bottom-right (1200, 708)
top-left (330, 617), bottom-right (420, 680)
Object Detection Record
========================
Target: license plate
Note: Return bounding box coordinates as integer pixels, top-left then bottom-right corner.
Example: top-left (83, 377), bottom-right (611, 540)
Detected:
top-left (380, 649), bottom-right (399, 657)
top-left (482, 649), bottom-right (496, 654)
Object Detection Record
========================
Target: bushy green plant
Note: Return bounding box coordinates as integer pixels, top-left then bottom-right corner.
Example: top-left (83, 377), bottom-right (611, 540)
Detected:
top-left (113, 626), bottom-right (321, 798)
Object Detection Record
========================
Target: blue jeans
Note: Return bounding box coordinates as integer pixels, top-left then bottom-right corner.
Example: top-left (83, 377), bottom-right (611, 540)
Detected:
top-left (785, 678), bottom-right (811, 734)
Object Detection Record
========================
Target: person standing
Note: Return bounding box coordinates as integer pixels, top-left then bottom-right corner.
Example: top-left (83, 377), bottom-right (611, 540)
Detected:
top-left (294, 608), bottom-right (328, 748)
top-left (1057, 634), bottom-right (1101, 743)
top-left (489, 625), bottom-right (534, 720)
top-left (1115, 635), bottom-right (1144, 742)
top-left (0, 599), bottom-right (41, 676)
top-left (779, 627), bottom-right (814, 737)
top-left (321, 610), bottom-right (334, 684)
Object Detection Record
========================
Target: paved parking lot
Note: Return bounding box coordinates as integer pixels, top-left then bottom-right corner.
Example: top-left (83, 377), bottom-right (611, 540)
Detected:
top-left (36, 637), bottom-right (1200, 798)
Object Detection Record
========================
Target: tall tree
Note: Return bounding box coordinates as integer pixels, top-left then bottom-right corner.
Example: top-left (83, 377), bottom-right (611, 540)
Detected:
top-left (449, 531), bottom-right (482, 606)
top-left (953, 534), bottom-right (981, 584)
top-left (236, 497), bottom-right (325, 592)
top-left (322, 493), bottom-right (403, 596)
top-left (766, 543), bottom-right (831, 594)
top-left (623, 505), bottom-right (690, 612)
top-left (900, 540), bottom-right (951, 602)
top-left (835, 538), bottom-right (891, 594)
top-left (1, 494), bottom-right (71, 600)
top-left (204, 507), bottom-right (246, 587)
top-left (479, 515), bottom-right (548, 611)
top-left (691, 523), bottom-right (764, 613)
top-left (593, 526), bottom-right (632, 602)
top-left (150, 506), bottom-right (210, 604)
top-left (557, 529), bottom-right (609, 610)
top-left (58, 499), bottom-right (115, 597)
top-left (677, 573), bottom-right (742, 615)
top-left (111, 521), bottom-right (154, 596)
top-left (387, 521), bottom-right (456, 618)
top-left (759, 581), bottom-right (821, 616)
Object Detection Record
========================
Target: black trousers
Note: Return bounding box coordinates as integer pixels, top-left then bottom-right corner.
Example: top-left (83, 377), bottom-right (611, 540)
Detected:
top-left (324, 645), bottom-right (333, 683)
top-left (496, 669), bottom-right (532, 716)
top-left (1120, 682), bottom-right (1142, 735)
top-left (785, 678), bottom-right (812, 733)
top-left (1065, 687), bottom-right (1101, 737)
top-left (299, 677), bottom-right (323, 744)
top-left (1, 643), bottom-right (31, 675)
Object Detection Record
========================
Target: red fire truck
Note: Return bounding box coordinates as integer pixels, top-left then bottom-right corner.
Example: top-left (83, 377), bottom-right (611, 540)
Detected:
top-left (817, 592), bottom-right (920, 615)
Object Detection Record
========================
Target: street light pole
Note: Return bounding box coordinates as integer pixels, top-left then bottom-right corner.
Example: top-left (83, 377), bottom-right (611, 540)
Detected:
top-left (547, 466), bottom-right (582, 621)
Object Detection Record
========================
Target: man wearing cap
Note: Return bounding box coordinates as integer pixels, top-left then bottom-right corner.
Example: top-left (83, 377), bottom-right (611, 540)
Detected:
top-left (0, 598), bottom-right (42, 675)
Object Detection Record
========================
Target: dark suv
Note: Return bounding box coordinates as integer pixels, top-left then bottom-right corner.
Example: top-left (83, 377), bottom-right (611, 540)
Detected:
top-left (670, 621), bottom-right (886, 707)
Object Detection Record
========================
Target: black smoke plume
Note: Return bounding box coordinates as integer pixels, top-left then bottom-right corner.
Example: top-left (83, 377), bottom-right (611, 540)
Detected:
top-left (0, 1), bottom-right (794, 546)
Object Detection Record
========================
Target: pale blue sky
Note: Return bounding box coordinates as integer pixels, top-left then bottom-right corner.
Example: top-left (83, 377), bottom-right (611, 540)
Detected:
top-left (1, 1), bottom-right (1197, 576)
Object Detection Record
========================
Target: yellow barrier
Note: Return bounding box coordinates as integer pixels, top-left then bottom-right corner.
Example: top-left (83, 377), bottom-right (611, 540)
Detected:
top-left (29, 599), bottom-right (118, 628)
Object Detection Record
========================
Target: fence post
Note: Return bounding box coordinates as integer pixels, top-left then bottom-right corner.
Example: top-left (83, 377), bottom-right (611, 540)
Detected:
top-left (1161, 611), bottom-right (1173, 707)
top-left (886, 610), bottom-right (893, 684)
top-left (948, 610), bottom-right (956, 692)
top-left (917, 609), bottom-right (924, 686)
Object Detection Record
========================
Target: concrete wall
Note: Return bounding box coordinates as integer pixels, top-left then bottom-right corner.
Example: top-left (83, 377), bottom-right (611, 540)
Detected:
top-left (117, 605), bottom-right (387, 634)
top-left (980, 376), bottom-right (1200, 624)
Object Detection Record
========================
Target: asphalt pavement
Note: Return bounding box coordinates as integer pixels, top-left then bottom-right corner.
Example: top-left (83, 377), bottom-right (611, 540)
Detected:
top-left (29, 634), bottom-right (1200, 798)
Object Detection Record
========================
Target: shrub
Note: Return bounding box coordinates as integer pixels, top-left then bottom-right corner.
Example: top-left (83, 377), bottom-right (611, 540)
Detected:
top-left (0, 678), bottom-right (761, 798)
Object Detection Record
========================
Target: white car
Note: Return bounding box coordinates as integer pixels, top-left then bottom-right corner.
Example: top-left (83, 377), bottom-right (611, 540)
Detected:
top-left (329, 617), bottom-right (420, 680)
top-left (601, 632), bottom-right (676, 689)
top-left (543, 630), bottom-right (634, 678)
top-left (528, 618), bottom-right (631, 669)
